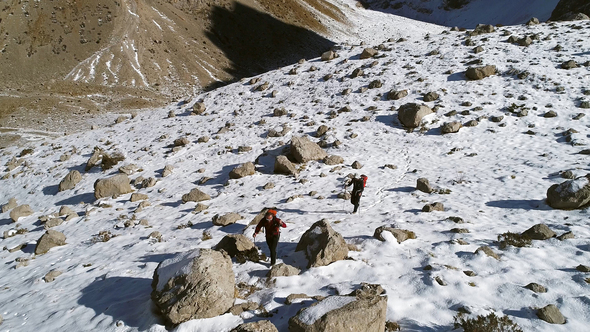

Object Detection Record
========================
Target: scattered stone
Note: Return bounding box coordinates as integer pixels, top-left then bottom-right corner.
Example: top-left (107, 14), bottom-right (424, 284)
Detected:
top-left (44, 217), bottom-right (64, 229)
top-left (316, 125), bottom-right (330, 137)
top-left (351, 161), bottom-right (363, 169)
top-left (521, 224), bottom-right (556, 240)
top-left (416, 178), bottom-right (433, 193)
top-left (274, 155), bottom-right (299, 176)
top-left (475, 246), bottom-right (500, 260)
top-left (94, 174), bottom-right (133, 200)
top-left (289, 136), bottom-right (327, 163)
top-left (9, 205), bottom-right (33, 222)
top-left (58, 170), bottom-right (82, 192)
top-left (465, 65), bottom-right (497, 80)
top-left (212, 212), bottom-right (242, 227)
top-left (44, 270), bottom-right (63, 283)
top-left (576, 264), bottom-right (590, 272)
top-left (182, 188), bottom-right (211, 203)
top-left (473, 46), bottom-right (484, 53)
top-left (527, 17), bottom-right (540, 25)
top-left (273, 107), bottom-right (288, 117)
top-left (192, 102), bottom-right (206, 115)
top-left (536, 304), bottom-right (566, 324)
top-left (350, 68), bottom-right (364, 78)
top-left (557, 231), bottom-right (574, 241)
top-left (230, 320), bottom-right (278, 332)
top-left (441, 121), bottom-right (462, 134)
top-left (360, 48), bottom-right (378, 59)
top-left (130, 193), bottom-right (148, 202)
top-left (174, 137), bottom-right (190, 146)
top-left (544, 111), bottom-right (558, 118)
top-left (324, 155), bottom-right (344, 165)
top-left (194, 203), bottom-right (209, 212)
top-left (368, 80), bottom-right (382, 89)
top-left (387, 89), bottom-right (408, 100)
top-left (397, 103), bottom-right (433, 128)
top-left (490, 115), bottom-right (504, 123)
top-left (115, 115), bottom-right (127, 124)
top-left (464, 271), bottom-right (477, 277)
top-left (525, 282), bottom-right (547, 293)
top-left (435, 276), bottom-right (447, 286)
top-left (119, 164), bottom-right (139, 175)
top-left (374, 226), bottom-right (416, 243)
top-left (168, 110), bottom-right (176, 118)
top-left (229, 301), bottom-right (260, 316)
top-left (162, 165), bottom-right (174, 177)
top-left (142, 177), bottom-right (157, 188)
top-left (197, 136), bottom-right (210, 143)
top-left (295, 219), bottom-right (349, 268)
top-left (35, 230), bottom-right (66, 255)
top-left (546, 176), bottom-right (590, 209)
top-left (214, 234), bottom-right (260, 263)
top-left (517, 36), bottom-right (533, 46)
top-left (151, 249), bottom-right (235, 324)
top-left (561, 60), bottom-right (578, 69)
top-left (267, 263), bottom-right (301, 278)
top-left (263, 182), bottom-right (275, 190)
top-left (2, 198), bottom-right (18, 213)
top-left (423, 92), bottom-right (439, 102)
top-left (422, 202), bottom-right (444, 212)
top-left (321, 50), bottom-right (336, 61)
top-left (229, 162), bottom-right (256, 179)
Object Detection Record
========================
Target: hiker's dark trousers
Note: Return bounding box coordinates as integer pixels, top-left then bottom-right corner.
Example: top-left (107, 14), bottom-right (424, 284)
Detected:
top-left (351, 190), bottom-right (362, 213)
top-left (266, 234), bottom-right (280, 265)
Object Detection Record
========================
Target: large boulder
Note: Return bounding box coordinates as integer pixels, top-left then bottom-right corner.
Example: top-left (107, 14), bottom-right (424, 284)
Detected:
top-left (182, 187), bottom-right (211, 203)
top-left (212, 213), bottom-right (243, 227)
top-left (9, 204), bottom-right (33, 222)
top-left (229, 162), bottom-right (256, 179)
top-left (94, 174), bottom-right (133, 200)
top-left (295, 219), bottom-right (348, 268)
top-left (214, 234), bottom-right (260, 263)
top-left (58, 170), bottom-right (82, 192)
top-left (289, 137), bottom-right (327, 163)
top-left (35, 230), bottom-right (67, 255)
top-left (231, 320), bottom-right (278, 332)
top-left (151, 249), bottom-right (235, 325)
top-left (465, 65), bottom-right (497, 80)
top-left (397, 103), bottom-right (433, 128)
top-left (275, 155), bottom-right (299, 176)
top-left (288, 293), bottom-right (387, 332)
top-left (546, 175), bottom-right (590, 209)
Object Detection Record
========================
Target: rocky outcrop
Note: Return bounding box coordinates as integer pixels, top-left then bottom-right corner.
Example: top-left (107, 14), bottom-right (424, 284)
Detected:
top-left (546, 175), bottom-right (590, 209)
top-left (214, 234), bottom-right (260, 263)
top-left (94, 174), bottom-right (133, 199)
top-left (151, 249), bottom-right (235, 325)
top-left (182, 187), bottom-right (211, 203)
top-left (229, 162), bottom-right (256, 179)
top-left (397, 103), bottom-right (433, 128)
top-left (58, 170), bottom-right (82, 192)
top-left (289, 136), bottom-right (327, 163)
top-left (35, 230), bottom-right (67, 255)
top-left (295, 219), bottom-right (348, 268)
top-left (550, 0), bottom-right (590, 21)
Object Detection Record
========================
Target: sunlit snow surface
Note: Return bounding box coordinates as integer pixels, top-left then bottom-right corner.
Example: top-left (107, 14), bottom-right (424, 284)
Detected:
top-left (1, 2), bottom-right (590, 332)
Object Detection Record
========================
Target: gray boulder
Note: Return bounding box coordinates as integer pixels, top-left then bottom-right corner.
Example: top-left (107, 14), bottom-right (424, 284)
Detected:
top-left (94, 174), bottom-right (133, 200)
top-left (546, 175), bottom-right (590, 209)
top-left (423, 92), bottom-right (439, 102)
top-left (275, 155), bottom-right (299, 176)
top-left (522, 224), bottom-right (556, 240)
top-left (324, 155), bottom-right (344, 165)
top-left (321, 50), bottom-right (336, 61)
top-left (316, 125), bottom-right (330, 137)
top-left (2, 197), bottom-right (17, 213)
top-left (416, 178), bottom-right (433, 193)
top-left (212, 212), bottom-right (243, 226)
top-left (35, 230), bottom-right (66, 255)
top-left (151, 249), bottom-right (235, 325)
top-left (475, 246), bottom-right (500, 260)
top-left (289, 137), bottom-right (327, 163)
top-left (397, 103), bottom-right (433, 128)
top-left (267, 263), bottom-right (301, 278)
top-left (422, 202), bottom-right (444, 212)
top-left (374, 226), bottom-right (416, 243)
top-left (162, 165), bottom-right (174, 177)
top-left (288, 293), bottom-right (387, 332)
top-left (214, 234), bottom-right (260, 263)
top-left (59, 170), bottom-right (82, 192)
top-left (295, 219), bottom-right (349, 268)
top-left (192, 102), bottom-right (206, 115)
top-left (229, 162), bottom-right (256, 179)
top-left (387, 89), bottom-right (408, 100)
top-left (360, 48), bottom-right (378, 59)
top-left (231, 320), bottom-right (278, 332)
top-left (441, 121), bottom-right (462, 134)
top-left (44, 269), bottom-right (63, 282)
top-left (537, 304), bottom-right (566, 324)
top-left (466, 65), bottom-right (497, 80)
top-left (182, 188), bottom-right (211, 203)
top-left (9, 204), bottom-right (33, 222)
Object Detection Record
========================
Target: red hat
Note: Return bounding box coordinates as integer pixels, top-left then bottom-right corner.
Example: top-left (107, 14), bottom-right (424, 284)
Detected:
top-left (266, 209), bottom-right (277, 216)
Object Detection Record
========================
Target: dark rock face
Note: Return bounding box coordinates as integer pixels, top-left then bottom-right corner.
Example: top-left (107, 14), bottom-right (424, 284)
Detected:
top-left (550, 0), bottom-right (590, 21)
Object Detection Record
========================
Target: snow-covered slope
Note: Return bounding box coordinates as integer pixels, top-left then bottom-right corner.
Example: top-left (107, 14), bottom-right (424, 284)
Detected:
top-left (361, 0), bottom-right (561, 28)
top-left (1, 8), bottom-right (590, 332)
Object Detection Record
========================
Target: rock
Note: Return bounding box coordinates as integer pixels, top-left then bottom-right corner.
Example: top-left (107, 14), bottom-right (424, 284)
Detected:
top-left (274, 155), bottom-right (299, 176)
top-left (475, 246), bottom-right (500, 260)
top-left (544, 111), bottom-right (558, 118)
top-left (214, 234), bottom-right (260, 263)
top-left (58, 170), bottom-right (82, 192)
top-left (471, 24), bottom-right (495, 35)
top-left (101, 151), bottom-right (125, 170)
top-left (35, 230), bottom-right (66, 255)
top-left (338, 192), bottom-right (352, 200)
top-left (286, 294), bottom-right (313, 304)
top-left (295, 219), bottom-right (349, 268)
top-left (142, 177), bottom-right (157, 188)
top-left (182, 188), bottom-right (211, 203)
top-left (267, 263), bottom-right (301, 278)
top-left (162, 165), bottom-right (174, 177)
top-left (351, 161), bottom-right (363, 169)
top-left (212, 212), bottom-right (242, 226)
top-left (473, 46), bottom-right (484, 53)
top-left (151, 249), bottom-right (235, 324)
top-left (536, 304), bottom-right (566, 324)
top-left (546, 175), bottom-right (590, 209)
top-left (119, 164), bottom-right (139, 175)
top-left (10, 205), bottom-right (33, 222)
top-left (316, 125), bottom-right (330, 137)
top-left (85, 147), bottom-right (104, 171)
top-left (576, 264), bottom-right (590, 272)
top-left (561, 60), bottom-right (578, 69)
top-left (558, 231), bottom-right (575, 240)
top-left (192, 102), bottom-right (206, 115)
top-left (44, 217), bottom-right (64, 229)
top-left (289, 136), bottom-right (327, 163)
top-left (374, 226), bottom-right (416, 243)
top-left (230, 320), bottom-right (278, 332)
top-left (397, 103), bottom-right (433, 128)
top-left (490, 115), bottom-right (504, 122)
top-left (441, 121), bottom-right (462, 134)
top-left (423, 92), bottom-right (439, 102)
top-left (416, 178), bottom-right (433, 193)
top-left (174, 137), bottom-right (190, 146)
top-left (273, 107), bottom-right (288, 116)
top-left (2, 197), bottom-right (17, 213)
top-left (527, 17), bottom-right (540, 25)
top-left (149, 231), bottom-right (163, 242)
top-left (360, 48), bottom-right (378, 59)
top-left (524, 283), bottom-right (547, 293)
top-left (229, 301), bottom-right (260, 316)
top-left (517, 36), bottom-right (533, 47)
top-left (130, 193), bottom-right (148, 202)
top-left (263, 182), bottom-right (275, 190)
top-left (288, 293), bottom-right (387, 332)
top-left (58, 206), bottom-right (75, 216)
top-left (321, 50), bottom-right (336, 61)
top-left (197, 136), bottom-right (210, 143)
top-left (521, 224), bottom-right (556, 240)
top-left (44, 269), bottom-right (63, 283)
top-left (229, 162), bottom-right (256, 179)
top-left (387, 89), bottom-right (408, 100)
top-left (368, 80), bottom-right (382, 89)
top-left (422, 202), bottom-right (444, 212)
top-left (465, 65), bottom-right (497, 80)
top-left (324, 155), bottom-right (344, 165)
top-left (94, 174), bottom-right (133, 200)
top-left (350, 68), bottom-right (364, 78)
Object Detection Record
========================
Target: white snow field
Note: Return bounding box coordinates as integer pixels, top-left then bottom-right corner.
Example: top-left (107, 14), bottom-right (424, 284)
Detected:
top-left (1, 4), bottom-right (590, 332)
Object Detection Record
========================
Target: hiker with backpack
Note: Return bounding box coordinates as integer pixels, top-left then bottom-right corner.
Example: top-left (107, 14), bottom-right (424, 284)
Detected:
top-left (344, 174), bottom-right (367, 213)
top-left (254, 209), bottom-right (287, 265)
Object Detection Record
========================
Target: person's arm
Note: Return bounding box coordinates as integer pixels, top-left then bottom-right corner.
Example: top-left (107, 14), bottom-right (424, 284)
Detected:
top-left (254, 219), bottom-right (264, 235)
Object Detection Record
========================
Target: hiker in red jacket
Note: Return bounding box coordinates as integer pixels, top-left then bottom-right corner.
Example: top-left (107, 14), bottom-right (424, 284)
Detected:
top-left (254, 209), bottom-right (286, 265)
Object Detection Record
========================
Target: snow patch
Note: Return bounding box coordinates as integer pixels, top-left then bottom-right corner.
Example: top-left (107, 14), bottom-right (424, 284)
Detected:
top-left (155, 250), bottom-right (201, 292)
top-left (298, 296), bottom-right (356, 325)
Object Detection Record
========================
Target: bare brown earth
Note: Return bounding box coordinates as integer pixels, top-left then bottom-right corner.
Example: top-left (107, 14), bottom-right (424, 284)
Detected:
top-left (0, 0), bottom-right (345, 145)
